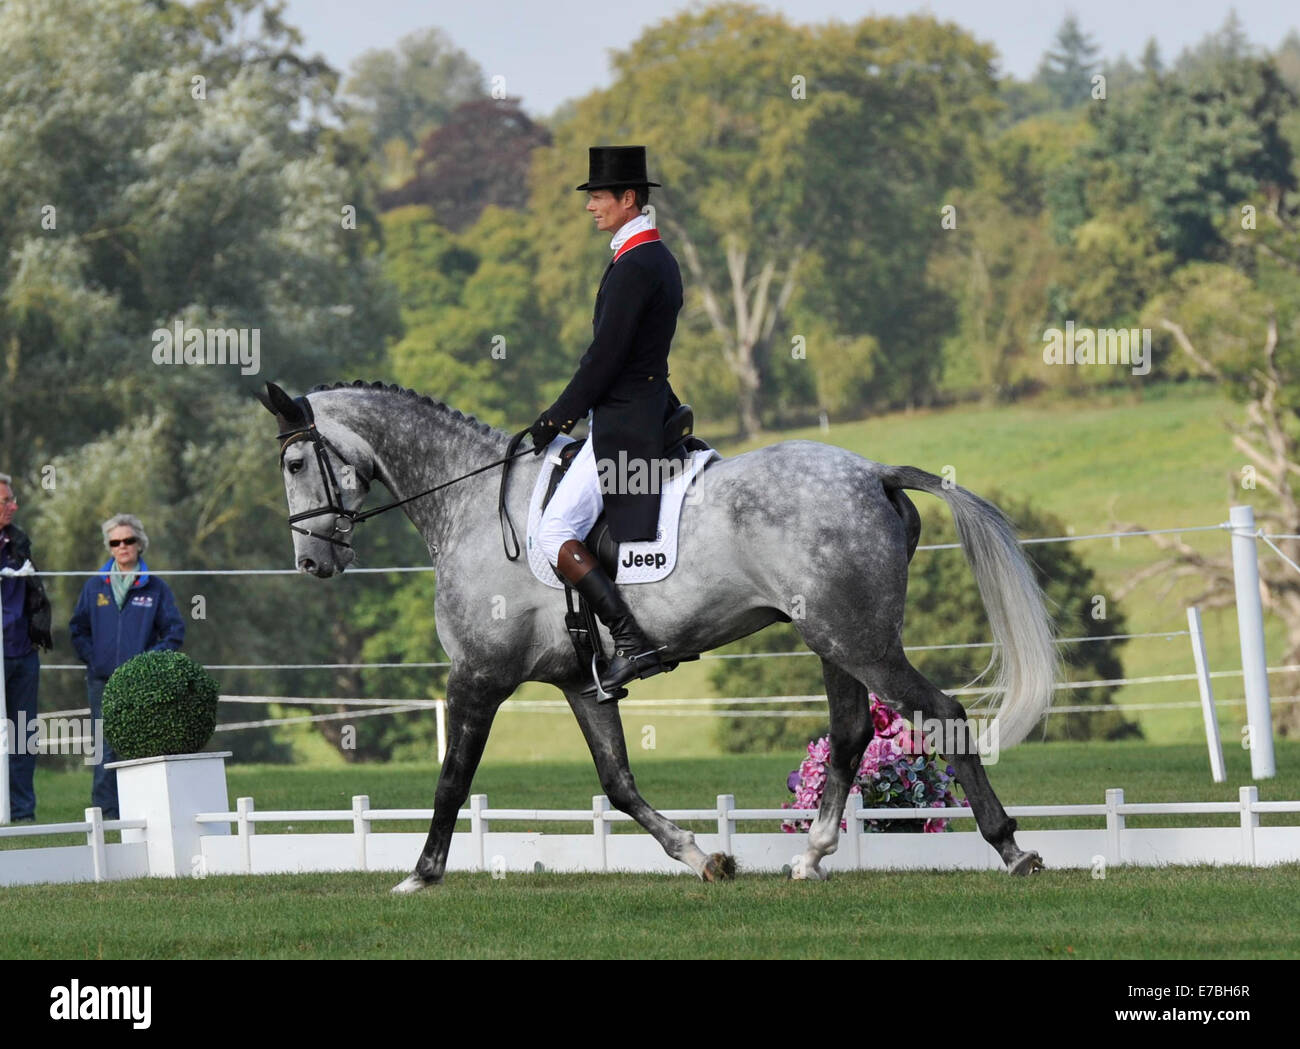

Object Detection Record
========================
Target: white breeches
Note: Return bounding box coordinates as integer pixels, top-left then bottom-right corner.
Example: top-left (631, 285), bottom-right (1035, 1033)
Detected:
top-left (537, 430), bottom-right (605, 566)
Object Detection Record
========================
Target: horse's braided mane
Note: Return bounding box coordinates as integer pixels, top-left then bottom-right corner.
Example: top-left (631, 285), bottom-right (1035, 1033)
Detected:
top-left (307, 379), bottom-right (503, 437)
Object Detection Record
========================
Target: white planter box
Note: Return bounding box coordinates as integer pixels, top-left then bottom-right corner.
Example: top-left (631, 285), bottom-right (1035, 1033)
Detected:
top-left (108, 751), bottom-right (232, 877)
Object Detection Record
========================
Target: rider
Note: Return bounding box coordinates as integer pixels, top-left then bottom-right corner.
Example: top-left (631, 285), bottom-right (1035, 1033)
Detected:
top-left (530, 145), bottom-right (684, 699)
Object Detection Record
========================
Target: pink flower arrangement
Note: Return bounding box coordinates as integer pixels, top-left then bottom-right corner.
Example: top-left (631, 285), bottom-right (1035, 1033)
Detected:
top-left (782, 693), bottom-right (969, 834)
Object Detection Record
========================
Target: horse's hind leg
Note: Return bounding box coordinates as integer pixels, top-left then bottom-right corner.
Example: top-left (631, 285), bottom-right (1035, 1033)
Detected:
top-left (873, 654), bottom-right (1042, 875)
top-left (562, 687), bottom-right (734, 881)
top-left (791, 660), bottom-right (874, 881)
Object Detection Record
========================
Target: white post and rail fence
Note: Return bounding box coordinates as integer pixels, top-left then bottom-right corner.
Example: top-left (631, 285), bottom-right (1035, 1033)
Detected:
top-left (2, 749), bottom-right (1299, 887)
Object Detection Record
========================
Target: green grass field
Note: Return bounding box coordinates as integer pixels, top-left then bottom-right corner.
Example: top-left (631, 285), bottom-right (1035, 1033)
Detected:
top-left (5, 741), bottom-right (1298, 958)
top-left (6, 865), bottom-right (1298, 960)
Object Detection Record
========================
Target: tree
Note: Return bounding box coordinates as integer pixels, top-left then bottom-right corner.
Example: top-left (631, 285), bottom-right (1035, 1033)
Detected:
top-left (712, 495), bottom-right (1138, 752)
top-left (931, 117), bottom-right (1078, 402)
top-left (530, 5), bottom-right (999, 436)
top-left (1141, 38), bottom-right (1164, 78)
top-left (0, 0), bottom-right (400, 480)
top-left (1175, 9), bottom-right (1254, 78)
top-left (379, 98), bottom-right (553, 230)
top-left (341, 27), bottom-right (487, 188)
top-left (2, 0), bottom-right (408, 762)
top-left (1034, 14), bottom-right (1101, 109)
top-left (995, 77), bottom-right (1058, 126)
top-left (381, 205), bottom-right (565, 427)
top-left (1120, 202), bottom-right (1300, 733)
top-left (1275, 31), bottom-right (1300, 95)
top-left (1049, 56), bottom-right (1296, 267)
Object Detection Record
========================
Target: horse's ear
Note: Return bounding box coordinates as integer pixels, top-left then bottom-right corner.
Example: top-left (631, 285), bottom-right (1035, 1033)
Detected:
top-left (264, 382), bottom-right (302, 424)
top-left (254, 387), bottom-right (276, 414)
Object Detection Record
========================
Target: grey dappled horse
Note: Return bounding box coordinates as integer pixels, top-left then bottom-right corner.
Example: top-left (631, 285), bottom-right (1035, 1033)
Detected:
top-left (262, 381), bottom-right (1058, 889)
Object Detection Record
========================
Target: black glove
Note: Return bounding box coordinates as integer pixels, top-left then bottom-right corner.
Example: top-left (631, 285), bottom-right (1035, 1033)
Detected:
top-left (29, 626), bottom-right (53, 651)
top-left (528, 414), bottom-right (560, 455)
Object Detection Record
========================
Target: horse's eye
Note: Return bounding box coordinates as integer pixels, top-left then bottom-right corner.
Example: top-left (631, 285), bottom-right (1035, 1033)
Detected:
top-left (286, 459), bottom-right (304, 475)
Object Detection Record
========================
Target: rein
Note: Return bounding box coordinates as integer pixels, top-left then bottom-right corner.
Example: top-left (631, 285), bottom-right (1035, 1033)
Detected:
top-left (277, 395), bottom-right (533, 549)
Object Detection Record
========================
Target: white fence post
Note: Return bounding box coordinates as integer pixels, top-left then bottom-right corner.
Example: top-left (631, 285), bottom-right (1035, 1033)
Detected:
top-left (1228, 505), bottom-right (1277, 778)
top-left (469, 793), bottom-right (488, 871)
top-left (843, 792), bottom-right (863, 868)
top-left (1105, 788), bottom-right (1124, 865)
top-left (1187, 607), bottom-right (1226, 783)
top-left (86, 807), bottom-right (106, 883)
top-left (352, 795), bottom-right (370, 872)
top-left (1239, 786), bottom-right (1259, 866)
top-left (716, 794), bottom-right (735, 855)
top-left (237, 796), bottom-right (255, 874)
top-left (593, 795), bottom-right (610, 872)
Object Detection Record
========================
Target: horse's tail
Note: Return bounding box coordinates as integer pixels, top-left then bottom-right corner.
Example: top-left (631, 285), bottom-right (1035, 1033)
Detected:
top-left (882, 465), bottom-right (1059, 748)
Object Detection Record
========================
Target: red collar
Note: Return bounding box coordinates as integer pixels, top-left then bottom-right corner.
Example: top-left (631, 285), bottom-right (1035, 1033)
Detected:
top-left (612, 228), bottom-right (660, 264)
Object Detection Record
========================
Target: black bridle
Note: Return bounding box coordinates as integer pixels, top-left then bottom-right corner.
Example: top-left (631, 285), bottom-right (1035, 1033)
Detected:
top-left (276, 395), bottom-right (534, 550)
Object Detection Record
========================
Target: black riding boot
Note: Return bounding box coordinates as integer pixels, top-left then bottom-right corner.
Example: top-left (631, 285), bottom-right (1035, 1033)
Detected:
top-left (557, 539), bottom-right (664, 699)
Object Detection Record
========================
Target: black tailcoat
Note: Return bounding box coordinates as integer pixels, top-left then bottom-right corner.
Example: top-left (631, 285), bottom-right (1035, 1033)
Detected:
top-left (546, 238), bottom-right (683, 542)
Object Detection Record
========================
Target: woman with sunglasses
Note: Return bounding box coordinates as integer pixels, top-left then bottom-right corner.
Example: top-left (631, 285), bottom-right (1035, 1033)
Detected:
top-left (68, 514), bottom-right (185, 819)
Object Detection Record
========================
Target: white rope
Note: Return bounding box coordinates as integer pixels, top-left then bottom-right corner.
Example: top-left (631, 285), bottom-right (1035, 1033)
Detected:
top-left (32, 631), bottom-right (1191, 674)
top-left (218, 694), bottom-right (443, 708)
top-left (4, 520), bottom-right (1230, 580)
top-left (1258, 532), bottom-right (1300, 577)
top-left (213, 704), bottom-right (426, 731)
top-left (916, 522), bottom-right (1228, 551)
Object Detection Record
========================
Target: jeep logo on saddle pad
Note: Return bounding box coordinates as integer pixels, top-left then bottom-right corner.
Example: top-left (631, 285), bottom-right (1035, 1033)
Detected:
top-left (622, 550), bottom-right (668, 570)
top-left (525, 437), bottom-right (721, 589)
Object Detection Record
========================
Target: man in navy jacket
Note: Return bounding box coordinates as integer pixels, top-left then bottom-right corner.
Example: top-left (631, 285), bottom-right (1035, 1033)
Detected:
top-left (531, 146), bottom-right (684, 698)
top-left (68, 514), bottom-right (184, 818)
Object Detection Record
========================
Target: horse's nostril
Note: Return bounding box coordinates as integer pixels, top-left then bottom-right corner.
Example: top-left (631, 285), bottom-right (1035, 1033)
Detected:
top-left (299, 558), bottom-right (316, 573)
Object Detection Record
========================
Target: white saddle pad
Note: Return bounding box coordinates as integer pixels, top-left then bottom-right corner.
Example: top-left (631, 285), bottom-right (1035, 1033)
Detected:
top-left (525, 436), bottom-right (719, 588)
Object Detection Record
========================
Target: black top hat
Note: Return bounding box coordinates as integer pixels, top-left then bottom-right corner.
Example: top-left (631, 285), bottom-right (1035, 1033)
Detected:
top-left (575, 145), bottom-right (662, 191)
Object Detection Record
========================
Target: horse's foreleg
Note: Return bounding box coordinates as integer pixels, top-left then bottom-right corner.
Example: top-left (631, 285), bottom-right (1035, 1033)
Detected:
top-left (392, 670), bottom-right (509, 894)
top-left (792, 660), bottom-right (874, 881)
top-left (562, 688), bottom-right (734, 881)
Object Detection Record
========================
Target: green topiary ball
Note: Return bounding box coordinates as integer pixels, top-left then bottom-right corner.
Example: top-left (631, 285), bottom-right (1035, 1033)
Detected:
top-left (102, 650), bottom-right (219, 760)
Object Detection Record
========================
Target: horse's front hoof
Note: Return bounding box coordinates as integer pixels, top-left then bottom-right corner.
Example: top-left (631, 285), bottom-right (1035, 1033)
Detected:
top-left (391, 872), bottom-right (438, 894)
top-left (701, 852), bottom-right (737, 882)
top-left (789, 856), bottom-right (829, 881)
top-left (1008, 851), bottom-right (1044, 877)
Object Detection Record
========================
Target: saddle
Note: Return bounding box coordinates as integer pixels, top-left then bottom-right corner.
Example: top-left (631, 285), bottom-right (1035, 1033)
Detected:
top-left (539, 403), bottom-right (710, 700)
top-left (539, 403), bottom-right (711, 578)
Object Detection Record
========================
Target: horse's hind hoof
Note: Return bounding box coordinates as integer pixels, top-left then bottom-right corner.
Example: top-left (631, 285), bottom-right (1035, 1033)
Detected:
top-left (701, 852), bottom-right (737, 882)
top-left (1008, 851), bottom-right (1044, 877)
top-left (391, 872), bottom-right (437, 894)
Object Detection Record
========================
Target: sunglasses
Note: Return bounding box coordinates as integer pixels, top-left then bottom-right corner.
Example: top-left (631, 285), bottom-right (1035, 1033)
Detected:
top-left (108, 537), bottom-right (139, 548)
